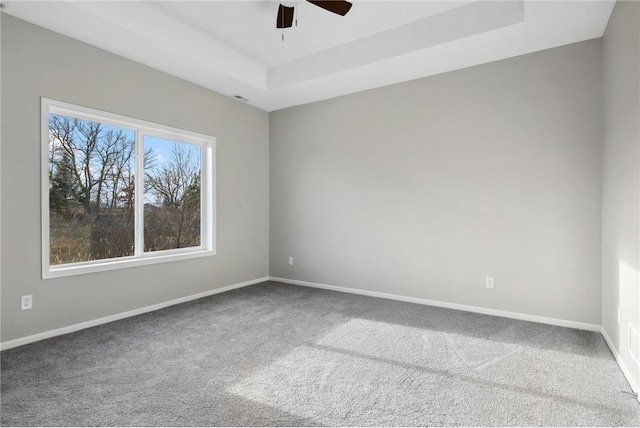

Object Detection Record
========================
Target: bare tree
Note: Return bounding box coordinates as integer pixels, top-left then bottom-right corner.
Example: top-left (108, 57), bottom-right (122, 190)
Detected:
top-left (48, 114), bottom-right (201, 262)
top-left (49, 115), bottom-right (137, 212)
top-left (48, 114), bottom-right (136, 263)
top-left (144, 144), bottom-right (201, 250)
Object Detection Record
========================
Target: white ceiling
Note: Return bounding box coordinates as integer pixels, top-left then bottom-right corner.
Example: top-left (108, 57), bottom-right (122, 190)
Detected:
top-left (3, 1), bottom-right (615, 112)
top-left (154, 1), bottom-right (471, 67)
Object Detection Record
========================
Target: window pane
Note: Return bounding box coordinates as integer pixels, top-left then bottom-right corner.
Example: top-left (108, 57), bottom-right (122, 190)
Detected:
top-left (49, 114), bottom-right (135, 265)
top-left (143, 136), bottom-right (202, 252)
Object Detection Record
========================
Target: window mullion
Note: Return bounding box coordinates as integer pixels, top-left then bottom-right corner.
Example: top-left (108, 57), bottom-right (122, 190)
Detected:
top-left (134, 131), bottom-right (144, 256)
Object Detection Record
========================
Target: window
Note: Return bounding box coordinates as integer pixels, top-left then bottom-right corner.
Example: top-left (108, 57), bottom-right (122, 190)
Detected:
top-left (42, 98), bottom-right (215, 278)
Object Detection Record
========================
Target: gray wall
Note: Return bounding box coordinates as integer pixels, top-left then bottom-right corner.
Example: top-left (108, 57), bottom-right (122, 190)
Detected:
top-left (1, 15), bottom-right (269, 342)
top-left (270, 40), bottom-right (603, 324)
top-left (602, 0), bottom-right (640, 388)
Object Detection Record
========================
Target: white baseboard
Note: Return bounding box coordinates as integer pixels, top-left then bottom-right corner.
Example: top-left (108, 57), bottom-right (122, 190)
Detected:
top-left (0, 277), bottom-right (269, 351)
top-left (601, 327), bottom-right (639, 394)
top-left (269, 276), bottom-right (601, 332)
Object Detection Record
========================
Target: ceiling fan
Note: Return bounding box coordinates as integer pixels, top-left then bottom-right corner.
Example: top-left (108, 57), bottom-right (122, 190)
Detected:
top-left (276, 1), bottom-right (353, 29)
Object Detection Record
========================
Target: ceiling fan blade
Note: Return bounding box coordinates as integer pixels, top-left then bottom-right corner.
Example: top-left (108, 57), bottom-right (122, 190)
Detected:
top-left (276, 4), bottom-right (295, 29)
top-left (307, 0), bottom-right (352, 16)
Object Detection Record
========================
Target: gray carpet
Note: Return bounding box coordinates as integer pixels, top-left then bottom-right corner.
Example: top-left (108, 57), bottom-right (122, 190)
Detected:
top-left (1, 281), bottom-right (638, 426)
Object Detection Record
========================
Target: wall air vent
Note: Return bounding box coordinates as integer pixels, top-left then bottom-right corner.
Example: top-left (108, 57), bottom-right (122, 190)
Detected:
top-left (231, 94), bottom-right (251, 103)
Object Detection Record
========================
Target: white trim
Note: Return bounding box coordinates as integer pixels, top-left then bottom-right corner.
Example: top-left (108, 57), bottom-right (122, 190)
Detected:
top-left (43, 98), bottom-right (214, 144)
top-left (46, 249), bottom-right (215, 279)
top-left (205, 143), bottom-right (217, 254)
top-left (269, 276), bottom-right (602, 332)
top-left (0, 277), bottom-right (269, 351)
top-left (41, 97), bottom-right (217, 279)
top-left (134, 129), bottom-right (143, 257)
top-left (41, 98), bottom-right (51, 279)
top-left (601, 327), bottom-right (640, 394)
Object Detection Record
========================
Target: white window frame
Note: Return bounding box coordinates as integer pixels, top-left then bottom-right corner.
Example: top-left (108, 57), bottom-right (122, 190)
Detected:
top-left (41, 98), bottom-right (216, 279)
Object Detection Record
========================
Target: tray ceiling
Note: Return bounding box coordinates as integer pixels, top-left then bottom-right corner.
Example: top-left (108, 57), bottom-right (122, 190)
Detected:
top-left (3, 1), bottom-right (615, 111)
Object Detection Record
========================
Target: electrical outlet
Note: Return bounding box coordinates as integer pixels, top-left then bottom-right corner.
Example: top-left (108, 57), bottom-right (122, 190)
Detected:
top-left (485, 277), bottom-right (495, 289)
top-left (288, 257), bottom-right (294, 266)
top-left (21, 295), bottom-right (33, 311)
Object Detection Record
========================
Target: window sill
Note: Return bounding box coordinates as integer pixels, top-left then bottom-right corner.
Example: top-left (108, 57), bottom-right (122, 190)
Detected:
top-left (44, 249), bottom-right (215, 279)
